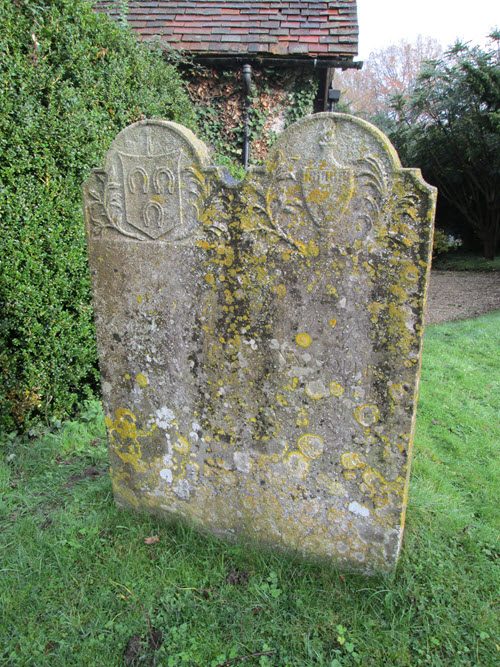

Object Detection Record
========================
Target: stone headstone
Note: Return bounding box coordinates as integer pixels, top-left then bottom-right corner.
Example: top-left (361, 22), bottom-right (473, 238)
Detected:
top-left (83, 114), bottom-right (436, 572)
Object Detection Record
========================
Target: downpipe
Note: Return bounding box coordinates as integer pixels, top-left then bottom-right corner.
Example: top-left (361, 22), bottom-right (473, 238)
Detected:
top-left (242, 64), bottom-right (252, 170)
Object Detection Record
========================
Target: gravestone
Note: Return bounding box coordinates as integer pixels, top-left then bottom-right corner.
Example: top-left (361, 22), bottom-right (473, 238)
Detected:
top-left (83, 114), bottom-right (435, 572)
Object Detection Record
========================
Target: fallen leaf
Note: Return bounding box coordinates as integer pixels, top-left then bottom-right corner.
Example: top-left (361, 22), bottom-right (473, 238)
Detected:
top-left (44, 641), bottom-right (56, 655)
top-left (144, 535), bottom-right (160, 545)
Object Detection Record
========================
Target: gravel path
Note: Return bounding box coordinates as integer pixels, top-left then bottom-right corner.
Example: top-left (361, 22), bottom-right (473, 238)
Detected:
top-left (425, 271), bottom-right (500, 325)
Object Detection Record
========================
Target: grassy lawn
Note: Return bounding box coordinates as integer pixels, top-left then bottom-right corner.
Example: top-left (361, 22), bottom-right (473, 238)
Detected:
top-left (1, 313), bottom-right (499, 666)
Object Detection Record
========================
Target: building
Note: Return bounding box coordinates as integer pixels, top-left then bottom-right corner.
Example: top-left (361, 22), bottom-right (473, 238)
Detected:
top-left (95, 1), bottom-right (360, 166)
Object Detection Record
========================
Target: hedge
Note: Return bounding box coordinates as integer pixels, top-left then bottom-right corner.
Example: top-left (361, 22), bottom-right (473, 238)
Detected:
top-left (0, 0), bottom-right (194, 432)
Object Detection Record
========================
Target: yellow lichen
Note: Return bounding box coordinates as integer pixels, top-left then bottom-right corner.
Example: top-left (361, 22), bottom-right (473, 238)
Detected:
top-left (285, 451), bottom-right (310, 478)
top-left (404, 265), bottom-right (419, 282)
top-left (354, 404), bottom-right (379, 427)
top-left (360, 469), bottom-right (404, 509)
top-left (368, 302), bottom-right (383, 315)
top-left (389, 383), bottom-right (406, 402)
top-left (296, 410), bottom-right (309, 427)
top-left (341, 452), bottom-right (365, 470)
top-left (390, 284), bottom-right (407, 300)
top-left (329, 382), bottom-right (344, 397)
top-left (316, 473), bottom-right (347, 496)
top-left (326, 507), bottom-right (344, 523)
top-left (297, 434), bottom-right (324, 459)
top-left (296, 333), bottom-right (312, 348)
top-left (173, 436), bottom-right (190, 455)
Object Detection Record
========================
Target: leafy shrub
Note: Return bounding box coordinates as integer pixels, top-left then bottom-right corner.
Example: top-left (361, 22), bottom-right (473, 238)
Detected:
top-left (389, 33), bottom-right (500, 260)
top-left (432, 229), bottom-right (462, 258)
top-left (0, 0), bottom-right (194, 432)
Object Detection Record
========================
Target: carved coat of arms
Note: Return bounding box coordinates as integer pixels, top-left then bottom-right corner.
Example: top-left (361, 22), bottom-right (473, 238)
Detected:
top-left (84, 122), bottom-right (209, 242)
top-left (117, 151), bottom-right (183, 240)
top-left (301, 164), bottom-right (355, 229)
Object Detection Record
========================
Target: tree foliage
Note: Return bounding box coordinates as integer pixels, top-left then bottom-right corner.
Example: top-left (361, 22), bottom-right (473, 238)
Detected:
top-left (0, 0), bottom-right (194, 432)
top-left (390, 34), bottom-right (500, 259)
top-left (335, 36), bottom-right (442, 127)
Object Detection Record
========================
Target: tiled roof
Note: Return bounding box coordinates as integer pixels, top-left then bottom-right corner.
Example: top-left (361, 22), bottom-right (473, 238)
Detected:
top-left (95, 1), bottom-right (359, 59)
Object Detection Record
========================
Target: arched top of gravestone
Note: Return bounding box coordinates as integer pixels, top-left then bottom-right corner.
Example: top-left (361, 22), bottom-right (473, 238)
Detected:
top-left (84, 120), bottom-right (210, 242)
top-left (240, 113), bottom-right (432, 251)
top-left (104, 120), bottom-right (210, 171)
top-left (266, 113), bottom-right (401, 175)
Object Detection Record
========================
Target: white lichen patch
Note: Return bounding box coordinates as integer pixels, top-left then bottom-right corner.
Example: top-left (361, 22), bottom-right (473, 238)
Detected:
top-left (233, 451), bottom-right (253, 473)
top-left (348, 501), bottom-right (370, 517)
top-left (285, 451), bottom-right (310, 478)
top-left (155, 406), bottom-right (176, 430)
top-left (173, 477), bottom-right (192, 499)
top-left (305, 379), bottom-right (327, 400)
top-left (160, 468), bottom-right (173, 483)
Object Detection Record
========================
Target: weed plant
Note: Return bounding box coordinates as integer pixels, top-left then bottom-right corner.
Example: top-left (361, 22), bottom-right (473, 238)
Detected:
top-left (0, 314), bottom-right (498, 666)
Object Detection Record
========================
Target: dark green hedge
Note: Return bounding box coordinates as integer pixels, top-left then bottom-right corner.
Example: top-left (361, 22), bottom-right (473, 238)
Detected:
top-left (0, 0), bottom-right (194, 432)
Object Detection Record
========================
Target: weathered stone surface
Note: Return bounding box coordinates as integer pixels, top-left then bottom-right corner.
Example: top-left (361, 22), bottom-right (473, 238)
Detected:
top-left (83, 114), bottom-right (436, 572)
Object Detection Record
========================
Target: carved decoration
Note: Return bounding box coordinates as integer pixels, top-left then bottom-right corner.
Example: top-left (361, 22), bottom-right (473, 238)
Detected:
top-left (84, 121), bottom-right (212, 241)
top-left (83, 116), bottom-right (423, 252)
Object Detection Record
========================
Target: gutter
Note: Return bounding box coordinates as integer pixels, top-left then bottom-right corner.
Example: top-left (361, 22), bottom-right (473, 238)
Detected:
top-left (185, 55), bottom-right (363, 70)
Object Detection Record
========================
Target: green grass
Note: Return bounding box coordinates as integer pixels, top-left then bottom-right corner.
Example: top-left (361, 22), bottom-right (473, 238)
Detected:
top-left (1, 313), bottom-right (499, 666)
top-left (432, 250), bottom-right (500, 272)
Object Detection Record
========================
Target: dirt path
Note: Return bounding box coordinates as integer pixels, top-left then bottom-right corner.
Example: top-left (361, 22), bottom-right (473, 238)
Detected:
top-left (425, 271), bottom-right (500, 325)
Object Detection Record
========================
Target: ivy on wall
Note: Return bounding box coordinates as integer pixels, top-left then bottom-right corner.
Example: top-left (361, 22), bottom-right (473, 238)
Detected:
top-left (185, 65), bottom-right (319, 177)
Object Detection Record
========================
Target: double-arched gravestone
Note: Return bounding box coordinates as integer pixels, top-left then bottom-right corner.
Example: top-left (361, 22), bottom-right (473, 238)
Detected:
top-left (83, 114), bottom-right (435, 572)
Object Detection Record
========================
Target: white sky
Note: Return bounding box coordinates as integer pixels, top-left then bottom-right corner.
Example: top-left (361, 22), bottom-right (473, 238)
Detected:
top-left (356, 0), bottom-right (499, 60)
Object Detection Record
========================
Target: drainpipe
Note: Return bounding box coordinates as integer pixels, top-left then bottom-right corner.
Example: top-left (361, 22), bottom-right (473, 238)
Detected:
top-left (242, 64), bottom-right (252, 170)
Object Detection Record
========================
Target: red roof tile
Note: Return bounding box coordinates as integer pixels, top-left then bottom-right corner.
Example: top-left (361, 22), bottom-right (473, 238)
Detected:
top-left (95, 1), bottom-right (359, 59)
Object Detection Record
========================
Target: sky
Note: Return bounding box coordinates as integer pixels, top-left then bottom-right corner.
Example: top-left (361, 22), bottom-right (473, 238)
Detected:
top-left (356, 0), bottom-right (499, 60)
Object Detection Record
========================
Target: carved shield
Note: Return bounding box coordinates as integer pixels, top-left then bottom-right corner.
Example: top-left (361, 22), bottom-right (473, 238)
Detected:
top-left (302, 166), bottom-right (355, 229)
top-left (119, 153), bottom-right (182, 239)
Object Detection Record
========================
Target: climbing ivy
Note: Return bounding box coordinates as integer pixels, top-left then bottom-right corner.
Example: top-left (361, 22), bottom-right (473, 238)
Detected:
top-left (185, 65), bottom-right (319, 176)
top-left (285, 72), bottom-right (320, 127)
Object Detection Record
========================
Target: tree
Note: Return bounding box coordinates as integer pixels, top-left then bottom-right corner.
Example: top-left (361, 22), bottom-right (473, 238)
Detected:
top-left (335, 36), bottom-right (442, 122)
top-left (390, 33), bottom-right (500, 260)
